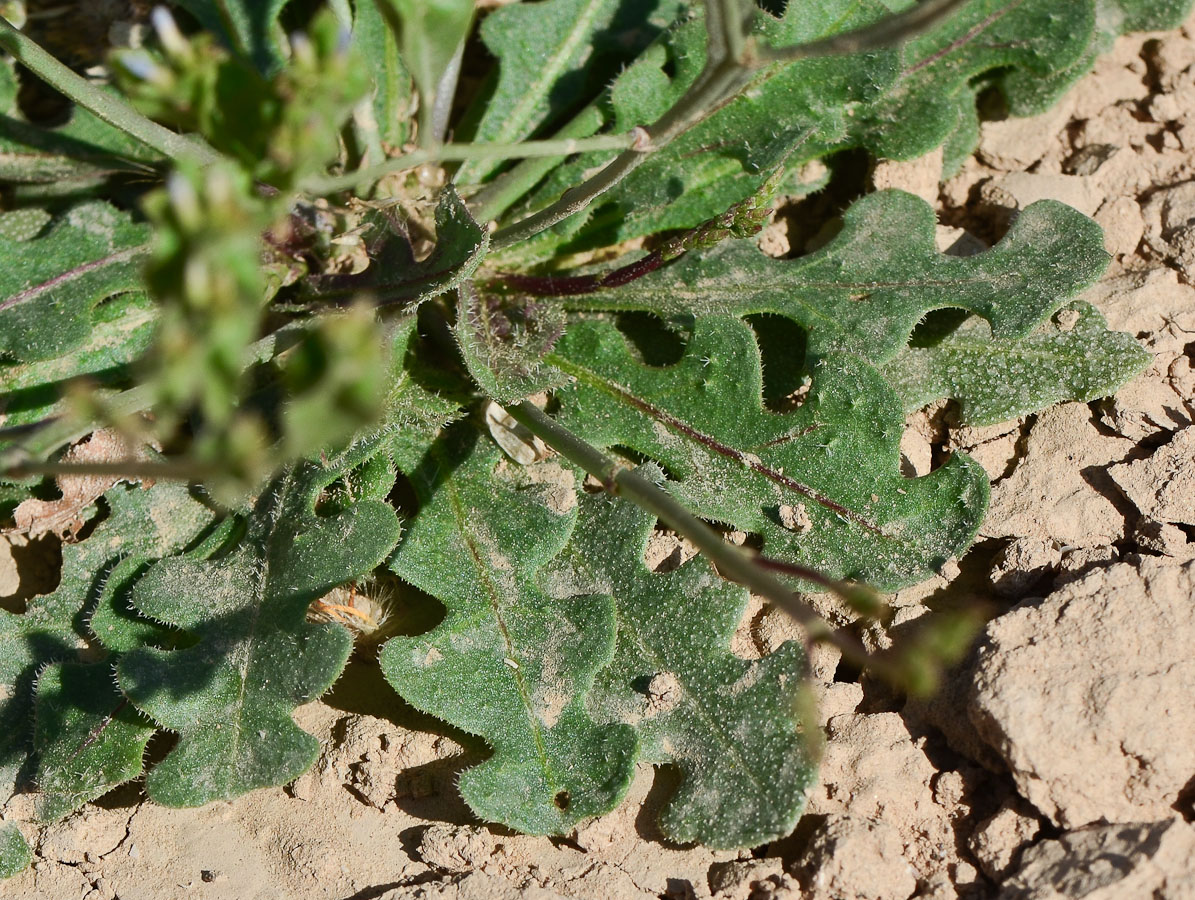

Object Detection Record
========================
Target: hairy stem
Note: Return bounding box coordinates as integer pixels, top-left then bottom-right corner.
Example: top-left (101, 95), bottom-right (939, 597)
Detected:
top-left (505, 400), bottom-right (886, 673)
top-left (0, 17), bottom-right (221, 166)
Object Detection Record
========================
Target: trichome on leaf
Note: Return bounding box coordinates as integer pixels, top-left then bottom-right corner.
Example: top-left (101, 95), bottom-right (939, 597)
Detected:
top-left (0, 0), bottom-right (1183, 875)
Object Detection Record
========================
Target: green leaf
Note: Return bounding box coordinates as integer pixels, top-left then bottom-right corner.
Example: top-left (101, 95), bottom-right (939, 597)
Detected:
top-left (0, 292), bottom-right (156, 437)
top-left (89, 512), bottom-right (240, 656)
top-left (561, 192), bottom-right (1109, 363)
top-left (545, 486), bottom-right (816, 848)
top-left (381, 316), bottom-right (463, 431)
top-left (117, 449), bottom-right (401, 807)
top-left (352, 0), bottom-right (413, 146)
top-left (456, 0), bottom-right (679, 185)
top-left (0, 202), bottom-right (151, 363)
top-left (504, 0), bottom-right (1193, 258)
top-left (32, 662), bottom-right (155, 822)
top-left (374, 0), bottom-right (473, 140)
top-left (0, 478), bottom-right (215, 809)
top-left (171, 0), bottom-right (294, 74)
top-left (550, 316), bottom-right (989, 589)
top-left (380, 430), bottom-right (637, 834)
top-left (0, 596), bottom-right (81, 809)
top-left (880, 301), bottom-right (1150, 425)
top-left (0, 61), bottom-right (160, 188)
top-left (455, 282), bottom-right (568, 403)
top-left (0, 823), bottom-right (30, 879)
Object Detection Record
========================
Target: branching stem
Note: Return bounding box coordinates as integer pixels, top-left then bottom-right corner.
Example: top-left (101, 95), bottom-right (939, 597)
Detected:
top-left (302, 131), bottom-right (641, 195)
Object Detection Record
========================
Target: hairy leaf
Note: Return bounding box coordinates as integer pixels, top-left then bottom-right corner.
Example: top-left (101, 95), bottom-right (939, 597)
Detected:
top-left (504, 0), bottom-right (1194, 257)
top-left (0, 292), bottom-right (156, 438)
top-left (881, 302), bottom-right (1150, 425)
top-left (456, 0), bottom-right (679, 186)
top-left (380, 430), bottom-right (637, 834)
top-left (545, 486), bottom-right (816, 848)
top-left (0, 823), bottom-right (30, 879)
top-left (0, 202), bottom-right (151, 363)
top-left (0, 61), bottom-right (160, 190)
top-left (455, 282), bottom-right (568, 403)
top-left (0, 479), bottom-right (214, 809)
top-left (117, 448), bottom-right (401, 806)
top-left (33, 662), bottom-right (155, 822)
top-left (551, 316), bottom-right (989, 589)
top-left (562, 192), bottom-right (1109, 362)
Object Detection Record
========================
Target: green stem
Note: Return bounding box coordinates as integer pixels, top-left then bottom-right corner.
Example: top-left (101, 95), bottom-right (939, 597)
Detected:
top-left (754, 0), bottom-right (968, 64)
top-left (467, 103), bottom-right (607, 225)
top-left (301, 131), bottom-right (640, 195)
top-left (0, 17), bottom-right (221, 166)
top-left (505, 400), bottom-right (883, 671)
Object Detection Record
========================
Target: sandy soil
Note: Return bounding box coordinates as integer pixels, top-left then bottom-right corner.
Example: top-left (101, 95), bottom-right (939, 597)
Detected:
top-left (4, 13), bottom-right (1195, 900)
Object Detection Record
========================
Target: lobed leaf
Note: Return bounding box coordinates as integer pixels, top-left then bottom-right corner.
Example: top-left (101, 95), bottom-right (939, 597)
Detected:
top-left (503, 0), bottom-right (1194, 257)
top-left (32, 662), bottom-right (155, 823)
top-left (545, 486), bottom-right (817, 848)
top-left (550, 316), bottom-right (990, 589)
top-left (117, 446), bottom-right (401, 806)
top-left (880, 302), bottom-right (1151, 425)
top-left (0, 202), bottom-right (151, 363)
top-left (380, 430), bottom-right (637, 835)
top-left (0, 478), bottom-right (215, 811)
top-left (561, 192), bottom-right (1109, 362)
top-left (0, 823), bottom-right (30, 879)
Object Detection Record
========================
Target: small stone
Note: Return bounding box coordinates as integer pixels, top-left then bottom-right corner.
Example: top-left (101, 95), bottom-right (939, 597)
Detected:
top-left (708, 858), bottom-right (785, 899)
top-left (999, 819), bottom-right (1195, 899)
top-left (969, 559), bottom-right (1195, 827)
top-left (968, 798), bottom-right (1042, 881)
top-left (1095, 196), bottom-right (1145, 257)
top-left (988, 537), bottom-right (1062, 599)
top-left (979, 173), bottom-right (1105, 219)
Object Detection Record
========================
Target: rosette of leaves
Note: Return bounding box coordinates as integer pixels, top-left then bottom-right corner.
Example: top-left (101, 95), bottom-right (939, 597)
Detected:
top-left (0, 0), bottom-right (1184, 878)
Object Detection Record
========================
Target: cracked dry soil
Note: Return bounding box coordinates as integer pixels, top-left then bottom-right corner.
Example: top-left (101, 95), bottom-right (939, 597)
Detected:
top-left (4, 12), bottom-right (1195, 900)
